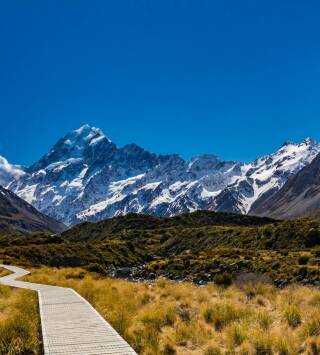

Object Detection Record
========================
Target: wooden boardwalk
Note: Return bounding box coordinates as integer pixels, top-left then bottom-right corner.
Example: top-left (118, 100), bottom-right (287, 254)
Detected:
top-left (0, 264), bottom-right (137, 355)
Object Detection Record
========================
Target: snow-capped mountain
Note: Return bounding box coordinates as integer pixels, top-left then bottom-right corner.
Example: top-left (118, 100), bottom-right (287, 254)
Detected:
top-left (0, 156), bottom-right (26, 187)
top-left (1, 125), bottom-right (319, 225)
top-left (252, 150), bottom-right (320, 219)
top-left (224, 138), bottom-right (320, 214)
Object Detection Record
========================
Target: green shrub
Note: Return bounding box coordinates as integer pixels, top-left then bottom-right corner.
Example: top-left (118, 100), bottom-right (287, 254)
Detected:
top-left (298, 255), bottom-right (310, 265)
top-left (86, 263), bottom-right (105, 273)
top-left (213, 273), bottom-right (232, 287)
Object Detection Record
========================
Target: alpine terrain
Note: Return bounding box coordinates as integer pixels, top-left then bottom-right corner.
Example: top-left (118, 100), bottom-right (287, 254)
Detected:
top-left (0, 185), bottom-right (65, 234)
top-left (0, 125), bottom-right (319, 225)
top-left (252, 152), bottom-right (320, 219)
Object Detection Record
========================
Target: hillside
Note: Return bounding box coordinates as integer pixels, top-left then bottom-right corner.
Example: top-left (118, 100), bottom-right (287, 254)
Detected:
top-left (0, 185), bottom-right (65, 234)
top-left (61, 211), bottom-right (275, 242)
top-left (1, 211), bottom-right (320, 286)
top-left (252, 153), bottom-right (320, 219)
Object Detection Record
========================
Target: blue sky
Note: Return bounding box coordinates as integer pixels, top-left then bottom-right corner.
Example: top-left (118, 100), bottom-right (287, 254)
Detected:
top-left (1, 1), bottom-right (320, 166)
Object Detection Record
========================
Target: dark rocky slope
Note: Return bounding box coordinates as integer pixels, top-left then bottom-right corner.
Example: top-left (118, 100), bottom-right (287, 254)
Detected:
top-left (251, 153), bottom-right (320, 219)
top-left (0, 185), bottom-right (65, 234)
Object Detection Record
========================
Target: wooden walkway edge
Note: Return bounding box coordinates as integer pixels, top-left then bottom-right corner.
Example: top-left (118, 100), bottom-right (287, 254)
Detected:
top-left (0, 264), bottom-right (137, 355)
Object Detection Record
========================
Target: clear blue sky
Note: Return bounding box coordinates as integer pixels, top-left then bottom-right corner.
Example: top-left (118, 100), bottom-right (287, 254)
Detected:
top-left (1, 1), bottom-right (320, 166)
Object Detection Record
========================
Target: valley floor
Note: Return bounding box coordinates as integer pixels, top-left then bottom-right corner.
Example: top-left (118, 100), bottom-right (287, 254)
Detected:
top-left (21, 267), bottom-right (320, 355)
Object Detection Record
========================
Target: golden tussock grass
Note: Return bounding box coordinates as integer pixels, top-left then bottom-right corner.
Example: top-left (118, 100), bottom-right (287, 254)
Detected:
top-left (0, 268), bottom-right (11, 278)
top-left (0, 282), bottom-right (40, 354)
top-left (23, 267), bottom-right (320, 354)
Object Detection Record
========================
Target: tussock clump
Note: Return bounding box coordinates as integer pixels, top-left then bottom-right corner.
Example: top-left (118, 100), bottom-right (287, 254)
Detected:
top-left (256, 309), bottom-right (273, 330)
top-left (242, 282), bottom-right (274, 300)
top-left (275, 337), bottom-right (291, 355)
top-left (283, 304), bottom-right (302, 328)
top-left (203, 302), bottom-right (250, 331)
top-left (301, 315), bottom-right (320, 338)
top-left (251, 330), bottom-right (273, 354)
top-left (175, 304), bottom-right (190, 322)
top-left (227, 322), bottom-right (248, 346)
top-left (309, 293), bottom-right (320, 307)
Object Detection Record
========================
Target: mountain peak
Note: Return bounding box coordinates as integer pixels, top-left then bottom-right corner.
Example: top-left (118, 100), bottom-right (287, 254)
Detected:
top-left (303, 137), bottom-right (316, 145)
top-left (71, 124), bottom-right (111, 144)
top-left (281, 137), bottom-right (317, 148)
top-left (75, 123), bottom-right (91, 133)
top-left (281, 140), bottom-right (293, 147)
top-left (28, 125), bottom-right (114, 172)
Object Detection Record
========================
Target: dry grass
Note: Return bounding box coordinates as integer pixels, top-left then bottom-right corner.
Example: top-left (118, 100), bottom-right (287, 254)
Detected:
top-left (24, 267), bottom-right (320, 354)
top-left (0, 283), bottom-right (40, 354)
top-left (0, 268), bottom-right (11, 278)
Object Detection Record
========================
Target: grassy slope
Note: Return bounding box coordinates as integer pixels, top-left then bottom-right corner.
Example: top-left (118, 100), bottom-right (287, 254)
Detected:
top-left (25, 267), bottom-right (320, 355)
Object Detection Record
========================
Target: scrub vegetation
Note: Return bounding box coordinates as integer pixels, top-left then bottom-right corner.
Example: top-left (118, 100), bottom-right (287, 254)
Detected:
top-left (1, 211), bottom-right (320, 286)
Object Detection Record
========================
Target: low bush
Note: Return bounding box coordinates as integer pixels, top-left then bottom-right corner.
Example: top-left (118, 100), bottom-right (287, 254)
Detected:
top-left (213, 273), bottom-right (232, 287)
top-left (298, 255), bottom-right (310, 265)
top-left (86, 263), bottom-right (106, 273)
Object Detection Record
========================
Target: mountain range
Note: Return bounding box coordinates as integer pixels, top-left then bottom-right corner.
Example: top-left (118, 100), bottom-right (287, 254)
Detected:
top-left (1, 124), bottom-right (319, 226)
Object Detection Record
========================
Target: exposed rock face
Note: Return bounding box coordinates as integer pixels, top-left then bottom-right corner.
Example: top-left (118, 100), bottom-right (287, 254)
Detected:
top-left (1, 125), bottom-right (319, 225)
top-left (251, 152), bottom-right (320, 219)
top-left (0, 185), bottom-right (65, 234)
